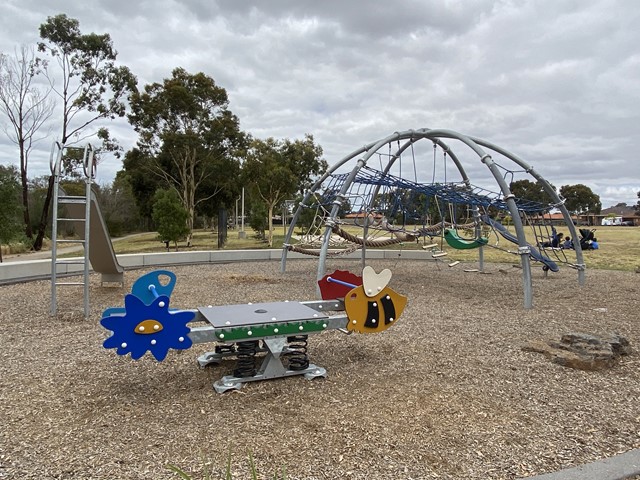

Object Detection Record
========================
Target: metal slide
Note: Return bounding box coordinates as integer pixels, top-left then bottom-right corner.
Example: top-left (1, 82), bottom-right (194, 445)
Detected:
top-left (482, 215), bottom-right (559, 272)
top-left (65, 187), bottom-right (124, 285)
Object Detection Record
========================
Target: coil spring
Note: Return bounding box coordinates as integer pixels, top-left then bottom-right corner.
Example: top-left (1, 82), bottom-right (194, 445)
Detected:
top-left (233, 341), bottom-right (258, 378)
top-left (214, 344), bottom-right (235, 355)
top-left (285, 335), bottom-right (309, 371)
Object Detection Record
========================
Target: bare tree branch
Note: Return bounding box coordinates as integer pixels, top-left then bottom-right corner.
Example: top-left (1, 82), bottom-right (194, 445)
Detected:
top-left (0, 45), bottom-right (55, 239)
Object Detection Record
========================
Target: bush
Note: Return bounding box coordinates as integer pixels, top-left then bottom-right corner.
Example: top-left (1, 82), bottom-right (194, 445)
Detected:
top-left (0, 165), bottom-right (22, 245)
top-left (152, 189), bottom-right (189, 250)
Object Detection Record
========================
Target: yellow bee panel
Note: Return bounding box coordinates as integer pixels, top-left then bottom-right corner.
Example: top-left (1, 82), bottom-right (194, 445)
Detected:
top-left (344, 286), bottom-right (407, 334)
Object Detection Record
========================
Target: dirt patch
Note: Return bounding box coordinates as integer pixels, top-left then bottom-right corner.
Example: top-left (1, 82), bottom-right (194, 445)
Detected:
top-left (0, 260), bottom-right (638, 479)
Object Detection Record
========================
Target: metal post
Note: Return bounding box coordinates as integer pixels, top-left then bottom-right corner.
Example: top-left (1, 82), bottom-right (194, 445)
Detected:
top-left (235, 196), bottom-right (239, 230)
top-left (239, 187), bottom-right (246, 239)
top-left (49, 143), bottom-right (62, 316)
top-left (83, 149), bottom-right (91, 318)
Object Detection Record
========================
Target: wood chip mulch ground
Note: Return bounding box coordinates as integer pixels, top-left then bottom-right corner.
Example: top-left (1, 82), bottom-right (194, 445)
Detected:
top-left (0, 259), bottom-right (638, 479)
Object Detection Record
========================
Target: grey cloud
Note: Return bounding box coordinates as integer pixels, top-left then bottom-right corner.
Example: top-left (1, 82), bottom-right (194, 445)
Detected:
top-left (0, 0), bottom-right (638, 207)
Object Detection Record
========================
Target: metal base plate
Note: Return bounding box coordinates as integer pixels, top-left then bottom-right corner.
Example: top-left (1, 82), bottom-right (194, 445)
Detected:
top-left (213, 364), bottom-right (327, 393)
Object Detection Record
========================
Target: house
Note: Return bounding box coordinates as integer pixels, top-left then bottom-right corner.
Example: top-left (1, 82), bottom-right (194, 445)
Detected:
top-left (528, 207), bottom-right (639, 227)
top-left (581, 204), bottom-right (640, 226)
top-left (528, 212), bottom-right (579, 226)
top-left (343, 212), bottom-right (385, 225)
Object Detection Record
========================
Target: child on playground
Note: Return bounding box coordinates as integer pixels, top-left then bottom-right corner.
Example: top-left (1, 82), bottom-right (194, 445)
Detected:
top-left (562, 237), bottom-right (573, 249)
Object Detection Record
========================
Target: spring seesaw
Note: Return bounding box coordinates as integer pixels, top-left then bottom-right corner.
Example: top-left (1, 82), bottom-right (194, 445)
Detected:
top-left (100, 266), bottom-right (407, 393)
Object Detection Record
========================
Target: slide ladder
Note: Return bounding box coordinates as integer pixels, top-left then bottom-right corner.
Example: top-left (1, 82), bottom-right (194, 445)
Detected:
top-left (50, 143), bottom-right (92, 317)
top-left (50, 143), bottom-right (124, 318)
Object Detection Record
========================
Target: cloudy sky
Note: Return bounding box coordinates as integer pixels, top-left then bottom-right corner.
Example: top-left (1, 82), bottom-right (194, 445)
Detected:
top-left (1, 0), bottom-right (638, 207)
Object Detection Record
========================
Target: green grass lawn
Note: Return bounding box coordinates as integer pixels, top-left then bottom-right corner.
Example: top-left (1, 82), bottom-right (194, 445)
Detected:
top-left (111, 228), bottom-right (278, 254)
top-left (109, 224), bottom-right (640, 272)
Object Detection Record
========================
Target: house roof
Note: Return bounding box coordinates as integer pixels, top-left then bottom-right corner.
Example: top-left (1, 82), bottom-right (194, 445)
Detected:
top-left (344, 212), bottom-right (384, 219)
top-left (541, 213), bottom-right (572, 220)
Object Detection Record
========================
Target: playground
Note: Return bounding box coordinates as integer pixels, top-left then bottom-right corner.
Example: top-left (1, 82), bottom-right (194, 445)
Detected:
top-left (1, 258), bottom-right (638, 479)
top-left (1, 129), bottom-right (638, 478)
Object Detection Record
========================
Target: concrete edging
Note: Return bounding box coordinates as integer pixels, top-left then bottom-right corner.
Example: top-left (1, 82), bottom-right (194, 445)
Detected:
top-left (0, 248), bottom-right (426, 284)
top-left (520, 448), bottom-right (640, 480)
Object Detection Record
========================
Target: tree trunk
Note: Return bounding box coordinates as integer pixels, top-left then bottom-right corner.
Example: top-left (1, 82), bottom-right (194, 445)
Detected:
top-left (32, 175), bottom-right (55, 251)
top-left (267, 203), bottom-right (274, 247)
top-left (19, 144), bottom-right (32, 239)
top-left (186, 205), bottom-right (194, 246)
top-left (21, 169), bottom-right (32, 239)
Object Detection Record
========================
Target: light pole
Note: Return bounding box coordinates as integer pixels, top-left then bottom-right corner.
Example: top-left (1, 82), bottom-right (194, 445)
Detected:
top-left (235, 195), bottom-right (240, 230)
top-left (283, 199), bottom-right (295, 235)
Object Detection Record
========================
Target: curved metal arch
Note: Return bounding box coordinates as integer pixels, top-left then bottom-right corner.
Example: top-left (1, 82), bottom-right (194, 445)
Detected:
top-left (285, 128), bottom-right (534, 307)
top-left (281, 128), bottom-right (583, 309)
top-left (360, 134), bottom-right (477, 266)
top-left (466, 136), bottom-right (585, 285)
top-left (407, 129), bottom-right (535, 307)
top-left (280, 142), bottom-right (376, 271)
top-left (353, 128), bottom-right (531, 244)
top-left (314, 131), bottom-right (408, 276)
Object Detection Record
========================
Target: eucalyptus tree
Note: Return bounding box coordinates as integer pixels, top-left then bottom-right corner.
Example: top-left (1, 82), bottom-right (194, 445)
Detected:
top-left (0, 45), bottom-right (55, 239)
top-left (509, 179), bottom-right (555, 205)
top-left (33, 13), bottom-right (137, 250)
top-left (243, 134), bottom-right (326, 247)
top-left (128, 67), bottom-right (244, 245)
top-left (121, 147), bottom-right (160, 229)
top-left (560, 184), bottom-right (602, 215)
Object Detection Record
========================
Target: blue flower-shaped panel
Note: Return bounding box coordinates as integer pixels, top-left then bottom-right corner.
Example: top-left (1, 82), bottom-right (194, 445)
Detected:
top-left (101, 293), bottom-right (194, 361)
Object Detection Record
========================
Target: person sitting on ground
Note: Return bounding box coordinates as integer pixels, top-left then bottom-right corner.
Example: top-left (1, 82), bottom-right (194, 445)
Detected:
top-left (562, 236), bottom-right (573, 249)
top-left (551, 232), bottom-right (564, 248)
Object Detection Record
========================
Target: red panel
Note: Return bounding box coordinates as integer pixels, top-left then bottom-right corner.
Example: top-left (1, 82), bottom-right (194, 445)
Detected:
top-left (317, 270), bottom-right (363, 300)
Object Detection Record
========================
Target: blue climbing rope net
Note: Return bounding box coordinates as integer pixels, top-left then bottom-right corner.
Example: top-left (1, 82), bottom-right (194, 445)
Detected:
top-left (317, 166), bottom-right (552, 214)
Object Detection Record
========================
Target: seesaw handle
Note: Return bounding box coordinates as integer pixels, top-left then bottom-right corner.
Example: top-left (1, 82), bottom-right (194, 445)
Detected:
top-left (326, 276), bottom-right (357, 289)
top-left (131, 270), bottom-right (177, 304)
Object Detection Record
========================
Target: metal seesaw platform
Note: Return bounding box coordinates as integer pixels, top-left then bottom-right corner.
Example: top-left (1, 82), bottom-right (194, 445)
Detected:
top-left (191, 300), bottom-right (347, 393)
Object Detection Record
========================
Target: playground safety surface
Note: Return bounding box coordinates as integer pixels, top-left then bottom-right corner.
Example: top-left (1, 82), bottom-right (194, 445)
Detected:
top-left (0, 259), bottom-right (638, 479)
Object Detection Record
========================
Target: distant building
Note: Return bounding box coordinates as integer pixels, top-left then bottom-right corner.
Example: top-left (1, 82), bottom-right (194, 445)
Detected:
top-left (580, 204), bottom-right (640, 226)
top-left (528, 212), bottom-right (578, 226)
top-left (528, 206), bottom-right (639, 226)
top-left (343, 212), bottom-right (385, 225)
